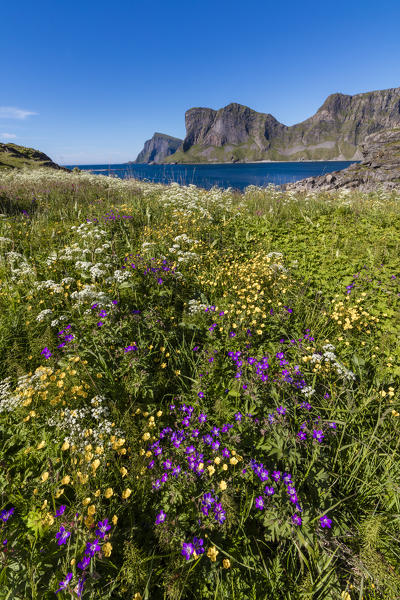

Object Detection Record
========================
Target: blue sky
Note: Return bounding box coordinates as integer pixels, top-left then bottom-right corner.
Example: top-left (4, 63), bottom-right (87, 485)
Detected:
top-left (2, 0), bottom-right (400, 164)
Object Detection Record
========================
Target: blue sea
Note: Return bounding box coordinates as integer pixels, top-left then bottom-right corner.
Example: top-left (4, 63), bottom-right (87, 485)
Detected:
top-left (63, 161), bottom-right (357, 191)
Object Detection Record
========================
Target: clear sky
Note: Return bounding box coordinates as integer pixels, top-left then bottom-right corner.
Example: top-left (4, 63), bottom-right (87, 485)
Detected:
top-left (2, 0), bottom-right (400, 164)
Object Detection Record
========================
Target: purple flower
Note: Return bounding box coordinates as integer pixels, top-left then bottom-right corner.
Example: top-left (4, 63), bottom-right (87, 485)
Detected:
top-left (182, 542), bottom-right (194, 560)
top-left (297, 431), bottom-right (307, 441)
top-left (163, 459), bottom-right (172, 469)
top-left (76, 576), bottom-right (86, 598)
top-left (160, 473), bottom-right (168, 483)
top-left (222, 447), bottom-right (230, 458)
top-left (234, 412), bottom-right (242, 422)
top-left (276, 406), bottom-right (286, 416)
top-left (329, 422), bottom-right (337, 429)
top-left (55, 526), bottom-right (71, 545)
top-left (229, 331), bottom-right (236, 337)
top-left (85, 539), bottom-right (101, 557)
top-left (147, 460), bottom-right (155, 469)
top-left (214, 505), bottom-right (226, 523)
top-left (172, 465), bottom-right (181, 477)
top-left (55, 505), bottom-right (66, 517)
top-left (271, 471), bottom-right (281, 482)
top-left (191, 428), bottom-right (199, 438)
top-left (0, 507), bottom-right (15, 522)
top-left (211, 441), bottom-right (220, 451)
top-left (292, 514), bottom-right (302, 526)
top-left (97, 321), bottom-right (103, 327)
top-left (320, 515), bottom-right (332, 529)
top-left (56, 572), bottom-right (73, 594)
top-left (193, 536), bottom-right (205, 554)
top-left (185, 445), bottom-right (195, 454)
top-left (95, 519), bottom-right (111, 538)
top-left (313, 430), bottom-right (324, 443)
top-left (255, 496), bottom-right (265, 510)
top-left (202, 493), bottom-right (215, 507)
top-left (198, 392), bottom-right (204, 399)
top-left (193, 346), bottom-right (199, 351)
top-left (259, 469), bottom-right (269, 482)
top-left (77, 555), bottom-right (91, 570)
top-left (264, 486), bottom-right (275, 496)
top-left (155, 510), bottom-right (166, 524)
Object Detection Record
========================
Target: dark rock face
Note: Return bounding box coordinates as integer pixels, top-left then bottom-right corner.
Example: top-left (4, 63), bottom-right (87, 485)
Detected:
top-left (284, 128), bottom-right (400, 192)
top-left (165, 87), bottom-right (400, 163)
top-left (0, 143), bottom-right (68, 170)
top-left (134, 133), bottom-right (183, 163)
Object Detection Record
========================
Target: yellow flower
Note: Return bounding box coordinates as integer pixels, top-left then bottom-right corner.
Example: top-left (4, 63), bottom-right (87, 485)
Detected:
top-left (214, 457), bottom-right (221, 465)
top-left (91, 458), bottom-right (101, 472)
top-left (222, 463), bottom-right (228, 471)
top-left (94, 489), bottom-right (101, 497)
top-left (142, 432), bottom-right (150, 441)
top-left (77, 472), bottom-right (89, 484)
top-left (156, 410), bottom-right (163, 417)
top-left (37, 440), bottom-right (46, 449)
top-left (230, 457), bottom-right (238, 465)
top-left (41, 471), bottom-right (49, 482)
top-left (112, 514), bottom-right (118, 525)
top-left (87, 504), bottom-right (96, 515)
top-left (219, 480), bottom-right (227, 491)
top-left (61, 475), bottom-right (71, 485)
top-left (341, 593), bottom-right (351, 600)
top-left (207, 546), bottom-right (219, 562)
top-left (133, 594), bottom-right (142, 600)
top-left (70, 559), bottom-right (76, 566)
top-left (61, 441), bottom-right (70, 451)
top-left (104, 487), bottom-right (114, 499)
top-left (122, 488), bottom-right (132, 499)
top-left (120, 467), bottom-right (128, 478)
top-left (222, 558), bottom-right (231, 569)
top-left (85, 516), bottom-right (94, 528)
top-left (83, 497), bottom-right (91, 506)
top-left (103, 542), bottom-right (112, 557)
top-left (207, 465), bottom-right (215, 476)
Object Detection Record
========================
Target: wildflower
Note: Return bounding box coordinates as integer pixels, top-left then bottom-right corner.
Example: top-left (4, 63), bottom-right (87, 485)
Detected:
top-left (56, 572), bottom-right (73, 594)
top-left (41, 471), bottom-right (49, 482)
top-left (133, 594), bottom-right (142, 600)
top-left (320, 515), bottom-right (332, 529)
top-left (271, 471), bottom-right (281, 482)
top-left (297, 431), bottom-right (307, 441)
top-left (102, 542), bottom-right (112, 557)
top-left (229, 457), bottom-right (238, 465)
top-left (61, 441), bottom-right (70, 451)
top-left (198, 413), bottom-right (207, 423)
top-left (77, 555), bottom-right (91, 570)
top-left (207, 546), bottom-right (219, 562)
top-left (223, 558), bottom-right (231, 568)
top-left (276, 406), bottom-right (286, 415)
top-left (112, 514), bottom-right (118, 525)
top-left (95, 519), bottom-right (111, 538)
top-left (198, 392), bottom-right (204, 398)
top-left (55, 505), bottom-right (66, 517)
top-left (155, 510), bottom-right (166, 524)
top-left (122, 488), bottom-right (132, 499)
top-left (182, 542), bottom-right (194, 560)
top-left (75, 576), bottom-right (86, 597)
top-left (264, 486), bottom-right (275, 496)
top-left (207, 465), bottom-right (215, 476)
top-left (120, 467), bottom-right (128, 477)
top-left (87, 505), bottom-right (96, 516)
top-left (104, 488), bottom-right (113, 499)
top-left (55, 526), bottom-right (71, 545)
top-left (1, 507), bottom-right (15, 522)
top-left (85, 538), bottom-right (101, 557)
top-left (61, 475), bottom-right (71, 485)
top-left (292, 514), bottom-right (302, 526)
top-left (255, 496), bottom-right (264, 510)
top-left (312, 430), bottom-right (324, 443)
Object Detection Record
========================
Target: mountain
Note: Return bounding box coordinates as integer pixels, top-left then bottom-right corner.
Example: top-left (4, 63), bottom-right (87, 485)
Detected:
top-left (0, 143), bottom-right (68, 170)
top-left (133, 132), bottom-right (183, 164)
top-left (162, 87), bottom-right (400, 163)
top-left (283, 127), bottom-right (400, 192)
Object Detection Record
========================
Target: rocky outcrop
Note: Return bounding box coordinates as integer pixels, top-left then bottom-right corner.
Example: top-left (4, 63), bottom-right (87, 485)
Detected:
top-left (133, 132), bottom-right (183, 163)
top-left (283, 128), bottom-right (400, 192)
top-left (0, 143), bottom-right (68, 170)
top-left (163, 87), bottom-right (400, 163)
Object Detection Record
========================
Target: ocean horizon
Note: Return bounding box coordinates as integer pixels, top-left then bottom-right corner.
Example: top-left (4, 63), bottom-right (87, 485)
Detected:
top-left (63, 161), bottom-right (357, 191)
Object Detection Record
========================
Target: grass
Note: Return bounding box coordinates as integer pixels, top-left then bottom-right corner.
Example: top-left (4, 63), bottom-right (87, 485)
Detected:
top-left (0, 168), bottom-right (399, 600)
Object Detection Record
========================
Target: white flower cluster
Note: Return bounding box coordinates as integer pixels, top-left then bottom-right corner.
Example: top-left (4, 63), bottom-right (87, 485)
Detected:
top-left (51, 315), bottom-right (69, 327)
top-left (187, 299), bottom-right (208, 314)
top-left (3, 251), bottom-right (32, 283)
top-left (35, 279), bottom-right (63, 293)
top-left (300, 385), bottom-right (316, 398)
top-left (310, 344), bottom-right (356, 382)
top-left (36, 308), bottom-right (53, 322)
top-left (70, 284), bottom-right (111, 307)
top-left (158, 183), bottom-right (241, 222)
top-left (0, 377), bottom-right (22, 413)
top-left (47, 395), bottom-right (124, 454)
top-left (168, 233), bottom-right (201, 264)
top-left (0, 237), bottom-right (12, 244)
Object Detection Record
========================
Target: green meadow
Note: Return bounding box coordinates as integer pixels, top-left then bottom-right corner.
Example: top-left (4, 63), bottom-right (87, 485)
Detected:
top-left (0, 168), bottom-right (399, 599)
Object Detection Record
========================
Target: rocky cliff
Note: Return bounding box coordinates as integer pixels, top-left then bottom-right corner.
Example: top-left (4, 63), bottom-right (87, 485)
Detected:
top-left (283, 128), bottom-right (400, 192)
top-left (133, 132), bottom-right (183, 164)
top-left (163, 87), bottom-right (400, 163)
top-left (0, 143), bottom-right (68, 170)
